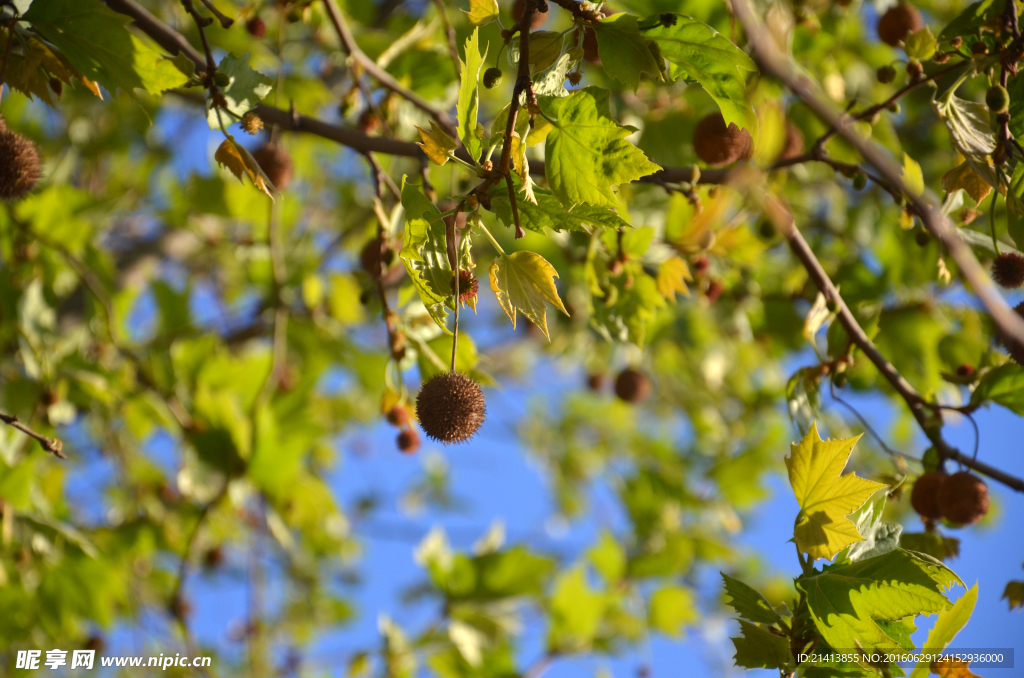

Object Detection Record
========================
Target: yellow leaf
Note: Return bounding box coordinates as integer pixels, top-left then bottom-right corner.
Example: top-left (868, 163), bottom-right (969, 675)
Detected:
top-left (416, 121), bottom-right (459, 166)
top-left (462, 0), bottom-right (499, 26)
top-left (488, 251), bottom-right (568, 340)
top-left (786, 422), bottom-right (886, 560)
top-left (941, 161), bottom-right (992, 203)
top-left (902, 152), bottom-right (924, 196)
top-left (656, 257), bottom-right (691, 300)
top-left (214, 136), bottom-right (275, 200)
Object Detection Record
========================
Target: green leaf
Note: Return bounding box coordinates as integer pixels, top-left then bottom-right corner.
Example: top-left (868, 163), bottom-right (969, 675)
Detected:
top-left (903, 27), bottom-right (937, 61)
top-left (591, 13), bottom-right (663, 92)
top-left (489, 183), bottom-right (632, 233)
top-left (540, 87), bottom-right (661, 208)
top-left (933, 94), bottom-right (996, 161)
top-left (24, 0), bottom-right (188, 98)
top-left (590, 273), bottom-right (665, 347)
top-left (841, 486), bottom-right (902, 563)
top-left (909, 583), bottom-right (977, 678)
top-left (798, 549), bottom-right (963, 652)
top-left (399, 177), bottom-right (452, 332)
top-left (488, 250), bottom-right (568, 339)
top-left (731, 619), bottom-right (795, 671)
top-left (589, 531), bottom-right (626, 583)
top-left (901, 153), bottom-right (924, 197)
top-left (641, 14), bottom-right (757, 138)
top-left (969, 363), bottom-right (1024, 414)
top-left (721, 573), bottom-right (782, 624)
top-left (548, 567), bottom-right (605, 651)
top-left (205, 53), bottom-right (274, 129)
top-left (899, 532), bottom-right (961, 561)
top-left (938, 0), bottom-right (998, 41)
top-left (457, 28), bottom-right (486, 163)
top-left (462, 0), bottom-right (499, 26)
top-left (786, 423), bottom-right (887, 560)
top-left (649, 586), bottom-right (697, 637)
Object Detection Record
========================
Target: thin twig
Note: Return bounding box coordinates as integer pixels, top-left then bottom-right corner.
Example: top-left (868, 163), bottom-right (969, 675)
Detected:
top-left (197, 0), bottom-right (233, 28)
top-left (320, 0), bottom-right (456, 135)
top-left (0, 412), bottom-right (65, 458)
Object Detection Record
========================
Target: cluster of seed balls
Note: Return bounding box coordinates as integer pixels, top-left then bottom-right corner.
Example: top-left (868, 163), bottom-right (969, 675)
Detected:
top-left (0, 117), bottom-right (41, 202)
top-left (910, 469), bottom-right (989, 527)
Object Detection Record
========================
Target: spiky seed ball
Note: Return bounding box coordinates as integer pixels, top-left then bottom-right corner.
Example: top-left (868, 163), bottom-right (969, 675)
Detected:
top-left (252, 143), bottom-right (293, 191)
top-left (693, 113), bottom-right (753, 166)
top-left (241, 111), bottom-right (264, 135)
top-left (987, 84), bottom-right (1010, 113)
top-left (614, 368), bottom-right (651, 404)
top-left (778, 122), bottom-right (805, 161)
top-left (416, 373), bottom-right (486, 444)
top-left (992, 252), bottom-right (1024, 288)
top-left (1000, 301), bottom-right (1024, 365)
top-left (915, 229), bottom-right (930, 247)
top-left (877, 3), bottom-right (923, 47)
top-left (877, 64), bottom-right (897, 84)
top-left (512, 0), bottom-right (549, 29)
top-left (397, 428), bottom-right (421, 454)
top-left (203, 546), bottom-right (224, 569)
top-left (568, 71), bottom-right (582, 86)
top-left (956, 364), bottom-right (975, 378)
top-left (246, 16), bottom-right (267, 37)
top-left (938, 471), bottom-right (989, 526)
top-left (910, 470), bottom-right (947, 520)
top-left (386, 405), bottom-right (409, 427)
top-left (451, 269), bottom-right (479, 304)
top-left (361, 237), bottom-right (386, 277)
top-left (0, 124), bottom-right (41, 201)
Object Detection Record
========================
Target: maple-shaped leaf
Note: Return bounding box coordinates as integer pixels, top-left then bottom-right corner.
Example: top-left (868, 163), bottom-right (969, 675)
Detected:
top-left (206, 53), bottom-right (274, 130)
top-left (399, 178), bottom-right (452, 333)
top-left (416, 121), bottom-right (459, 166)
top-left (786, 422), bottom-right (886, 560)
top-left (23, 0), bottom-right (189, 100)
top-left (656, 256), bottom-right (692, 301)
top-left (721, 573), bottom-right (782, 624)
top-left (731, 619), bottom-right (795, 671)
top-left (931, 659), bottom-right (983, 678)
top-left (591, 13), bottom-right (664, 92)
top-left (488, 251), bottom-right (568, 339)
top-left (462, 0), bottom-right (499, 26)
top-left (641, 14), bottom-right (758, 139)
top-left (941, 161), bottom-right (991, 203)
top-left (456, 29), bottom-right (486, 163)
top-left (909, 583), bottom-right (977, 678)
top-left (214, 136), bottom-right (275, 199)
top-left (799, 549), bottom-right (962, 652)
top-left (540, 87), bottom-right (661, 208)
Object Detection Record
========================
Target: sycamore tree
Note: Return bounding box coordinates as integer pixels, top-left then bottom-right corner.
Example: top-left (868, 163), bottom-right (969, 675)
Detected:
top-left (1, 0), bottom-right (1023, 675)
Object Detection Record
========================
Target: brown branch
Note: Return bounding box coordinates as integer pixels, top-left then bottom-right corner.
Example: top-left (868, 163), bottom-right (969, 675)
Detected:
top-left (732, 0), bottom-right (1024, 357)
top-left (0, 412), bottom-right (65, 459)
top-left (320, 0), bottom-right (456, 135)
top-left (757, 192), bottom-right (1024, 493)
top-left (197, 0), bottom-right (233, 29)
top-left (432, 0), bottom-right (462, 78)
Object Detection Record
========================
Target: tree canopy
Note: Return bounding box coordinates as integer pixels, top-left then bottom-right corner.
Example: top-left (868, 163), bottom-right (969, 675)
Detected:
top-left (0, 0), bottom-right (1022, 676)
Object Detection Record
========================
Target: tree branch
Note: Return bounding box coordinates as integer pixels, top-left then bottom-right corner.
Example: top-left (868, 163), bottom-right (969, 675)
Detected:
top-left (320, 0), bottom-right (456, 135)
top-left (0, 412), bottom-right (64, 459)
top-left (757, 191), bottom-right (1024, 493)
top-left (731, 0), bottom-right (1024, 353)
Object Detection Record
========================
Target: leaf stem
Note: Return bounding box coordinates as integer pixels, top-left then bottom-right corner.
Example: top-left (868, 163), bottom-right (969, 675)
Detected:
top-left (476, 220), bottom-right (506, 255)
